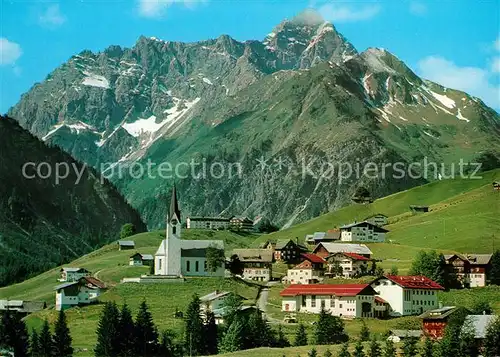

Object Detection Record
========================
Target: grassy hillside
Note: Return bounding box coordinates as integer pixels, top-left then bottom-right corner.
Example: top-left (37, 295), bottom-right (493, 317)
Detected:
top-left (254, 169), bottom-right (500, 254)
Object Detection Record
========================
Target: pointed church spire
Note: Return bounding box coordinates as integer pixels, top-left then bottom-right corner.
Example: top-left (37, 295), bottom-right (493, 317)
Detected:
top-left (169, 184), bottom-right (181, 222)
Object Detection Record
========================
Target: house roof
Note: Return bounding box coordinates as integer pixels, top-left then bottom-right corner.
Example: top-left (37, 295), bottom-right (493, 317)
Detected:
top-left (419, 306), bottom-right (458, 320)
top-left (364, 213), bottom-right (388, 219)
top-left (155, 239), bottom-right (224, 256)
top-left (54, 281), bottom-right (79, 291)
top-left (82, 276), bottom-right (106, 289)
top-left (275, 239), bottom-right (293, 250)
top-left (463, 315), bottom-right (497, 339)
top-left (212, 305), bottom-right (256, 318)
top-left (324, 230), bottom-right (341, 240)
top-left (375, 296), bottom-right (388, 304)
top-left (339, 221), bottom-right (389, 233)
top-left (232, 249), bottom-right (273, 263)
top-left (231, 216), bottom-right (253, 223)
top-left (187, 216), bottom-right (230, 222)
top-left (444, 254), bottom-right (492, 265)
top-left (0, 300), bottom-right (46, 313)
top-left (181, 248), bottom-right (208, 258)
top-left (343, 252), bottom-right (370, 261)
top-left (200, 291), bottom-right (231, 302)
top-left (378, 275), bottom-right (444, 290)
top-left (314, 243), bottom-right (373, 256)
top-left (61, 267), bottom-right (89, 273)
top-left (301, 253), bottom-right (326, 264)
top-left (118, 240), bottom-right (135, 246)
top-left (141, 254), bottom-right (154, 260)
top-left (280, 284), bottom-right (374, 297)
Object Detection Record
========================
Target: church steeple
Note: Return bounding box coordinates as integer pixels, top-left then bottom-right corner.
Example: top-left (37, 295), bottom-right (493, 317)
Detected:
top-left (169, 184), bottom-right (181, 223)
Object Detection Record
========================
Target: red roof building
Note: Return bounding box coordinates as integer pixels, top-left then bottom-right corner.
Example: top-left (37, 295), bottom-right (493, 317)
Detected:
top-left (370, 275), bottom-right (444, 317)
top-left (280, 284), bottom-right (378, 318)
top-left (285, 254), bottom-right (326, 285)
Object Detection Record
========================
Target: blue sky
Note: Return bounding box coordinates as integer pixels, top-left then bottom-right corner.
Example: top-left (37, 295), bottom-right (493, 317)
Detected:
top-left (1, 0), bottom-right (499, 113)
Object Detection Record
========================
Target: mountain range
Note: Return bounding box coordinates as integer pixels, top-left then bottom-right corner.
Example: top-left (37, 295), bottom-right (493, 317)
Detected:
top-left (8, 10), bottom-right (500, 229)
top-left (0, 115), bottom-right (146, 286)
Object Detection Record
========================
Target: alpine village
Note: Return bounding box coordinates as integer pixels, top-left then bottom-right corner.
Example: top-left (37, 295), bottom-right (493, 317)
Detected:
top-left (1, 6), bottom-right (500, 357)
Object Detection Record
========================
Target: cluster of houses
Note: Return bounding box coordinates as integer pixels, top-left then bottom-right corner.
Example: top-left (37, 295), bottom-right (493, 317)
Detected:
top-left (54, 267), bottom-right (106, 311)
top-left (186, 216), bottom-right (254, 232)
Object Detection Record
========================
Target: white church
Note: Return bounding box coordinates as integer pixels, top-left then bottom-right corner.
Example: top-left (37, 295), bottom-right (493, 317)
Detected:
top-left (154, 186), bottom-right (225, 277)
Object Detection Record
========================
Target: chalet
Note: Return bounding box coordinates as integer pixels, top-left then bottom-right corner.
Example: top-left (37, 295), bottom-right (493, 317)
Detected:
top-left (339, 221), bottom-right (388, 243)
top-left (118, 240), bottom-right (135, 250)
top-left (59, 267), bottom-right (91, 282)
top-left (186, 216), bottom-right (231, 230)
top-left (259, 240), bottom-right (276, 250)
top-left (274, 239), bottom-right (308, 263)
top-left (280, 284), bottom-right (378, 318)
top-left (444, 254), bottom-right (492, 287)
top-left (285, 253), bottom-right (326, 284)
top-left (0, 300), bottom-right (46, 317)
top-left (326, 252), bottom-right (371, 278)
top-left (232, 249), bottom-right (273, 281)
top-left (409, 205), bottom-right (429, 213)
top-left (129, 253), bottom-right (154, 266)
top-left (387, 330), bottom-right (423, 343)
top-left (364, 213), bottom-right (388, 227)
top-left (370, 275), bottom-right (444, 316)
top-left (200, 291), bottom-right (246, 315)
top-left (54, 276), bottom-right (106, 311)
top-left (313, 243), bottom-right (373, 259)
top-left (419, 306), bottom-right (459, 340)
top-left (229, 216), bottom-right (254, 232)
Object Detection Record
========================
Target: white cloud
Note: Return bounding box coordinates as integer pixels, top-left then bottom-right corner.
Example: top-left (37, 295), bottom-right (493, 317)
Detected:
top-left (38, 4), bottom-right (66, 27)
top-left (0, 38), bottom-right (22, 65)
top-left (417, 56), bottom-right (500, 109)
top-left (138, 0), bottom-right (204, 18)
top-left (409, 1), bottom-right (427, 15)
top-left (318, 3), bottom-right (381, 23)
top-left (492, 57), bottom-right (500, 73)
top-left (495, 37), bottom-right (500, 51)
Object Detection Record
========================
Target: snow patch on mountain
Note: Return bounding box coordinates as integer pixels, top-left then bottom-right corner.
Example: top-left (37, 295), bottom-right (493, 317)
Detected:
top-left (429, 90), bottom-right (456, 109)
top-left (456, 108), bottom-right (470, 122)
top-left (203, 77), bottom-right (213, 85)
top-left (82, 71), bottom-right (110, 89)
top-left (122, 116), bottom-right (161, 137)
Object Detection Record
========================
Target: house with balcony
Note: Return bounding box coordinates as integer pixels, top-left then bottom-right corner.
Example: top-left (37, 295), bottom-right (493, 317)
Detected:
top-left (232, 249), bottom-right (273, 281)
top-left (370, 275), bottom-right (444, 316)
top-left (274, 239), bottom-right (308, 263)
top-left (186, 216), bottom-right (231, 230)
top-left (54, 276), bottom-right (106, 311)
top-left (325, 252), bottom-right (371, 278)
top-left (280, 284), bottom-right (378, 318)
top-left (444, 254), bottom-right (493, 287)
top-left (229, 217), bottom-right (254, 232)
top-left (285, 253), bottom-right (326, 284)
top-left (364, 213), bottom-right (388, 227)
top-left (59, 267), bottom-right (91, 282)
top-left (313, 243), bottom-right (373, 259)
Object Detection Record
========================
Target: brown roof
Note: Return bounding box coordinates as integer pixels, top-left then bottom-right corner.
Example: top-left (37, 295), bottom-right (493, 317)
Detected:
top-left (232, 249), bottom-right (273, 263)
top-left (81, 276), bottom-right (106, 289)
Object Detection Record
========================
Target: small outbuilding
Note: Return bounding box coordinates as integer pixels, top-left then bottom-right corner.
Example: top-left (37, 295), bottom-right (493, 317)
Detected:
top-left (129, 253), bottom-right (154, 266)
top-left (118, 240), bottom-right (135, 250)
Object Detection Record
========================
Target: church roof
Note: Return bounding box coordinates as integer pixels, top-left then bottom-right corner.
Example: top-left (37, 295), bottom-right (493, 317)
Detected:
top-left (170, 184), bottom-right (181, 222)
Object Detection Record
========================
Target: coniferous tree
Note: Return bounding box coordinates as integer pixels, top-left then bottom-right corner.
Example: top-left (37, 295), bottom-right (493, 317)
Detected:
top-left (459, 322), bottom-right (479, 357)
top-left (117, 304), bottom-right (136, 357)
top-left (353, 340), bottom-right (365, 357)
top-left (382, 339), bottom-right (396, 357)
top-left (294, 323), bottom-right (308, 346)
top-left (484, 316), bottom-right (500, 357)
top-left (275, 325), bottom-right (290, 348)
top-left (338, 342), bottom-right (351, 357)
top-left (219, 315), bottom-right (246, 353)
top-left (30, 329), bottom-right (40, 357)
top-left (323, 348), bottom-right (333, 357)
top-left (420, 337), bottom-right (434, 357)
top-left (401, 336), bottom-right (417, 357)
top-left (95, 302), bottom-right (120, 357)
top-left (359, 321), bottom-right (370, 341)
top-left (158, 330), bottom-right (176, 357)
top-left (368, 337), bottom-right (381, 357)
top-left (135, 300), bottom-right (159, 357)
top-left (490, 250), bottom-right (500, 285)
top-left (0, 310), bottom-right (29, 357)
top-left (203, 309), bottom-right (218, 355)
top-left (183, 295), bottom-right (204, 356)
top-left (315, 307), bottom-right (348, 345)
top-left (247, 309), bottom-right (272, 348)
top-left (221, 293), bottom-right (243, 328)
top-left (38, 320), bottom-right (53, 357)
top-left (308, 347), bottom-right (317, 357)
top-left (53, 309), bottom-right (73, 357)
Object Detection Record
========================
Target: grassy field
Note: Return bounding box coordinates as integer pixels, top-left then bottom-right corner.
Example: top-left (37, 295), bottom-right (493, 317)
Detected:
top-left (252, 169), bottom-right (500, 254)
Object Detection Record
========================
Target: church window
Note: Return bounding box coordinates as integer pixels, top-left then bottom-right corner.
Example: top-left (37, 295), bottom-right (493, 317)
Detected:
top-left (158, 259), bottom-right (162, 270)
top-left (173, 226), bottom-right (177, 235)
top-left (187, 261), bottom-right (191, 272)
top-left (204, 261), bottom-right (207, 271)
top-left (195, 261), bottom-right (199, 272)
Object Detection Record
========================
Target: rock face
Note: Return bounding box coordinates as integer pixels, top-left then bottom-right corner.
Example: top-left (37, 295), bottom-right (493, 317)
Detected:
top-left (0, 115), bottom-right (146, 286)
top-left (8, 11), bottom-right (500, 229)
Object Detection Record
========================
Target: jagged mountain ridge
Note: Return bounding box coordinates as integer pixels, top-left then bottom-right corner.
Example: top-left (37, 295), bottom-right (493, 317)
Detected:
top-left (0, 116), bottom-right (146, 286)
top-left (8, 11), bottom-right (500, 229)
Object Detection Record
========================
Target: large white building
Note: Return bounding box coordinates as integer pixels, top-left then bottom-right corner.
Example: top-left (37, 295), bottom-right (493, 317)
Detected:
top-left (186, 217), bottom-right (231, 230)
top-left (370, 275), bottom-right (444, 316)
top-left (280, 284), bottom-right (377, 318)
top-left (154, 186), bottom-right (225, 277)
top-left (339, 221), bottom-right (388, 243)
